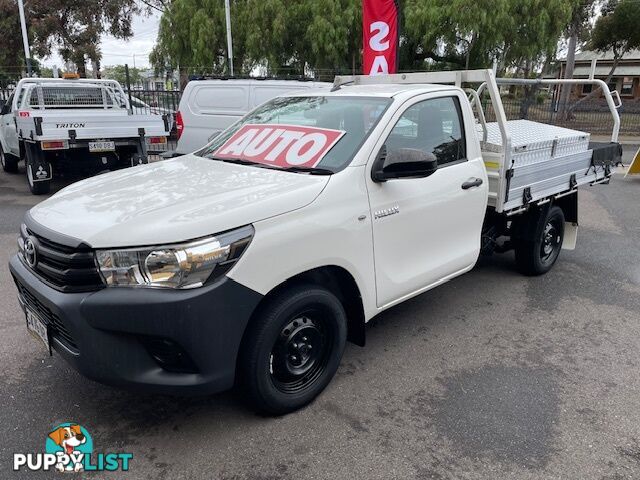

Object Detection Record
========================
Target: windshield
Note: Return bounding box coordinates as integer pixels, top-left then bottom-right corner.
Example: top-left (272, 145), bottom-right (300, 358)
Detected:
top-left (197, 96), bottom-right (391, 173)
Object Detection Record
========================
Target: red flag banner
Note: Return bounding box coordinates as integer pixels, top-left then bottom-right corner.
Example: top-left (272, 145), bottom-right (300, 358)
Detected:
top-left (363, 0), bottom-right (399, 75)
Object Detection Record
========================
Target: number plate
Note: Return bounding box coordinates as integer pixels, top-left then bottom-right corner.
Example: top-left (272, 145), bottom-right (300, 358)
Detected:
top-left (89, 141), bottom-right (115, 152)
top-left (26, 307), bottom-right (50, 351)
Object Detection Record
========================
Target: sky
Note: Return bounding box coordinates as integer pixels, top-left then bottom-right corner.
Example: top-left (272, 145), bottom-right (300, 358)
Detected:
top-left (42, 11), bottom-right (161, 70)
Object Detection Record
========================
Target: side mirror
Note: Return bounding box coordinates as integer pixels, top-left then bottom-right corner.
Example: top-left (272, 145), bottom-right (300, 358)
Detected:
top-left (371, 146), bottom-right (438, 182)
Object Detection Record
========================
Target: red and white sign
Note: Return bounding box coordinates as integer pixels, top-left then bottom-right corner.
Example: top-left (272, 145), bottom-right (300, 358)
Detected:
top-left (213, 124), bottom-right (346, 169)
top-left (363, 0), bottom-right (399, 76)
top-left (18, 111), bottom-right (30, 117)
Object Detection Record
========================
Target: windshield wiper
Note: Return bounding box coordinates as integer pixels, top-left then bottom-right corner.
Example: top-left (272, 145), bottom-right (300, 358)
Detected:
top-left (279, 166), bottom-right (334, 175)
top-left (209, 156), bottom-right (333, 175)
top-left (210, 156), bottom-right (260, 167)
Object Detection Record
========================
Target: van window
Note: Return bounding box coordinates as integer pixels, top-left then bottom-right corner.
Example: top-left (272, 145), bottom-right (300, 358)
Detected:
top-left (199, 96), bottom-right (391, 173)
top-left (193, 86), bottom-right (249, 113)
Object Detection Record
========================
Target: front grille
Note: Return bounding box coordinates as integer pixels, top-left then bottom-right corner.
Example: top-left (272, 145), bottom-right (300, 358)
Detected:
top-left (14, 278), bottom-right (78, 351)
top-left (19, 224), bottom-right (103, 293)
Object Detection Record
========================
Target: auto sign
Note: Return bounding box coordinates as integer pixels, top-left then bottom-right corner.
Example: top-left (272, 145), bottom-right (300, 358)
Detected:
top-left (213, 124), bottom-right (346, 169)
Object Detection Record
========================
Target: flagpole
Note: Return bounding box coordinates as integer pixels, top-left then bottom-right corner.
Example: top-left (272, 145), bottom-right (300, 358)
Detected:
top-left (224, 0), bottom-right (234, 76)
top-left (17, 0), bottom-right (32, 76)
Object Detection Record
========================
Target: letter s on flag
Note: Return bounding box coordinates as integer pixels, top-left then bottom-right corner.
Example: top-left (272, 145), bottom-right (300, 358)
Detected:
top-left (363, 0), bottom-right (399, 75)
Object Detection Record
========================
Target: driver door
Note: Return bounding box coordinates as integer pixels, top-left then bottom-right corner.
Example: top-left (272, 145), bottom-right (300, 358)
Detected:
top-left (1, 93), bottom-right (19, 156)
top-left (366, 93), bottom-right (488, 308)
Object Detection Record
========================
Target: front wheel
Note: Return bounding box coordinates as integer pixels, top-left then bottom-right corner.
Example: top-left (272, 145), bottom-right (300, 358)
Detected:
top-left (1, 147), bottom-right (19, 173)
top-left (515, 206), bottom-right (565, 276)
top-left (238, 285), bottom-right (347, 415)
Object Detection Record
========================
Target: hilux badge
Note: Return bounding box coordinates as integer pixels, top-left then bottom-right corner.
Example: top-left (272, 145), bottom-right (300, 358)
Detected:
top-left (374, 206), bottom-right (400, 220)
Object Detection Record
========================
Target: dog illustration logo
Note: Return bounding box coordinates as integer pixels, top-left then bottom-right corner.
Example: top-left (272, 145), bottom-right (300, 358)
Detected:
top-left (45, 423), bottom-right (93, 472)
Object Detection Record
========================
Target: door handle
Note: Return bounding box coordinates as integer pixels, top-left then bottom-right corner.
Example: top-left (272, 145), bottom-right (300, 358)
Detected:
top-left (461, 178), bottom-right (483, 190)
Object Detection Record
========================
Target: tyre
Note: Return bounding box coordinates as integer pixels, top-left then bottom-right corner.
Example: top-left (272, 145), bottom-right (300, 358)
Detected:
top-left (1, 147), bottom-right (19, 173)
top-left (515, 206), bottom-right (565, 276)
top-left (238, 284), bottom-right (347, 415)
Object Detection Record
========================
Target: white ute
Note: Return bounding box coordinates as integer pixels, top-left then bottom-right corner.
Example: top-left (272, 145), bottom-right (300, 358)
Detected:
top-left (9, 70), bottom-right (622, 414)
top-left (0, 77), bottom-right (169, 194)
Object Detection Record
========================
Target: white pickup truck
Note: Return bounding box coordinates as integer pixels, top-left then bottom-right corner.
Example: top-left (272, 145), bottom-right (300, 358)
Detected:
top-left (9, 70), bottom-right (622, 414)
top-left (0, 78), bottom-right (169, 194)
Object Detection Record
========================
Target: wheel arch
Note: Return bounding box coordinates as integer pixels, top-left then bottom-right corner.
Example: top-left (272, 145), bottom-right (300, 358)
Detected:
top-left (554, 192), bottom-right (578, 224)
top-left (241, 265), bottom-right (366, 350)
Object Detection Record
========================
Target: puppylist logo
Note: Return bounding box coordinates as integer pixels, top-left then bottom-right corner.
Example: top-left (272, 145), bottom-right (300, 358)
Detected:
top-left (13, 423), bottom-right (133, 473)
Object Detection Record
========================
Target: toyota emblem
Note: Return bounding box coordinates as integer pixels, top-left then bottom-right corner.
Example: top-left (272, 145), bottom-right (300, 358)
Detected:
top-left (23, 236), bottom-right (38, 268)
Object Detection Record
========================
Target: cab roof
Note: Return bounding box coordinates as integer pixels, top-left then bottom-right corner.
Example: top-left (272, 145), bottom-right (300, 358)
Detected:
top-left (286, 83), bottom-right (459, 98)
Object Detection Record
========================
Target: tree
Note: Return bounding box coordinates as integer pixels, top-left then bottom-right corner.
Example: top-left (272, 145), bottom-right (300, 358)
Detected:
top-left (25, 0), bottom-right (140, 76)
top-left (242, 0), bottom-right (360, 77)
top-left (151, 0), bottom-right (576, 80)
top-left (0, 0), bottom-right (28, 81)
top-left (590, 0), bottom-right (640, 82)
top-left (557, 0), bottom-right (597, 119)
top-left (102, 65), bottom-right (142, 85)
top-left (565, 0), bottom-right (640, 112)
top-left (151, 0), bottom-right (246, 77)
top-left (403, 0), bottom-right (572, 72)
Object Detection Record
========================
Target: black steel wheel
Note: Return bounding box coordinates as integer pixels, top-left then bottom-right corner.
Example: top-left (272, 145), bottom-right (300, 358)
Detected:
top-left (270, 313), bottom-right (333, 394)
top-left (540, 217), bottom-right (562, 267)
top-left (515, 206), bottom-right (565, 276)
top-left (238, 284), bottom-right (347, 415)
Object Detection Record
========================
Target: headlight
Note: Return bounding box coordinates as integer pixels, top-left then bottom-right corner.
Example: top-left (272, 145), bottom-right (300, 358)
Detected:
top-left (95, 225), bottom-right (254, 289)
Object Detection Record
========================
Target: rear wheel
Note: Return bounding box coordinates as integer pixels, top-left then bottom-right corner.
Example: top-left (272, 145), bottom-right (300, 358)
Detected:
top-left (515, 206), bottom-right (565, 275)
top-left (238, 285), bottom-right (347, 415)
top-left (1, 147), bottom-right (19, 173)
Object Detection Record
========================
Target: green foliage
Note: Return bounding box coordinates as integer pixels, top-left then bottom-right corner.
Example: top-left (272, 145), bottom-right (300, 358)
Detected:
top-left (0, 0), bottom-right (139, 77)
top-left (30, 0), bottom-right (140, 74)
top-left (146, 0), bottom-right (626, 80)
top-left (404, 0), bottom-right (572, 71)
top-left (151, 0), bottom-right (237, 75)
top-left (0, 0), bottom-right (26, 81)
top-left (152, 0), bottom-right (361, 76)
top-left (590, 0), bottom-right (640, 59)
top-left (102, 65), bottom-right (142, 85)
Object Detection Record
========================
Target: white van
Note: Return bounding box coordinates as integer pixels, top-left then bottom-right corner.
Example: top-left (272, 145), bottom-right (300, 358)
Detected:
top-left (174, 79), bottom-right (331, 154)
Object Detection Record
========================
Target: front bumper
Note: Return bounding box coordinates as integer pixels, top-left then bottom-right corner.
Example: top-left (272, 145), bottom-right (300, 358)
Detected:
top-left (9, 255), bottom-right (263, 395)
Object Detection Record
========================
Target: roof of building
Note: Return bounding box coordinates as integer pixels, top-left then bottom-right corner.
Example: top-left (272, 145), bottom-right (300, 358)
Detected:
top-left (560, 49), bottom-right (640, 63)
top-left (572, 65), bottom-right (640, 77)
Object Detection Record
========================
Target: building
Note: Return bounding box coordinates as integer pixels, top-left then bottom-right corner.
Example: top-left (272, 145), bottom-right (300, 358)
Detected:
top-left (139, 69), bottom-right (179, 91)
top-left (557, 49), bottom-right (640, 100)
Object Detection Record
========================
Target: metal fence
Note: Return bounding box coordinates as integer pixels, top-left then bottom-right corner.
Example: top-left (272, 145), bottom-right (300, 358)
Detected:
top-left (2, 79), bottom-right (638, 147)
top-left (482, 97), bottom-right (640, 137)
top-left (120, 78), bottom-right (181, 153)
